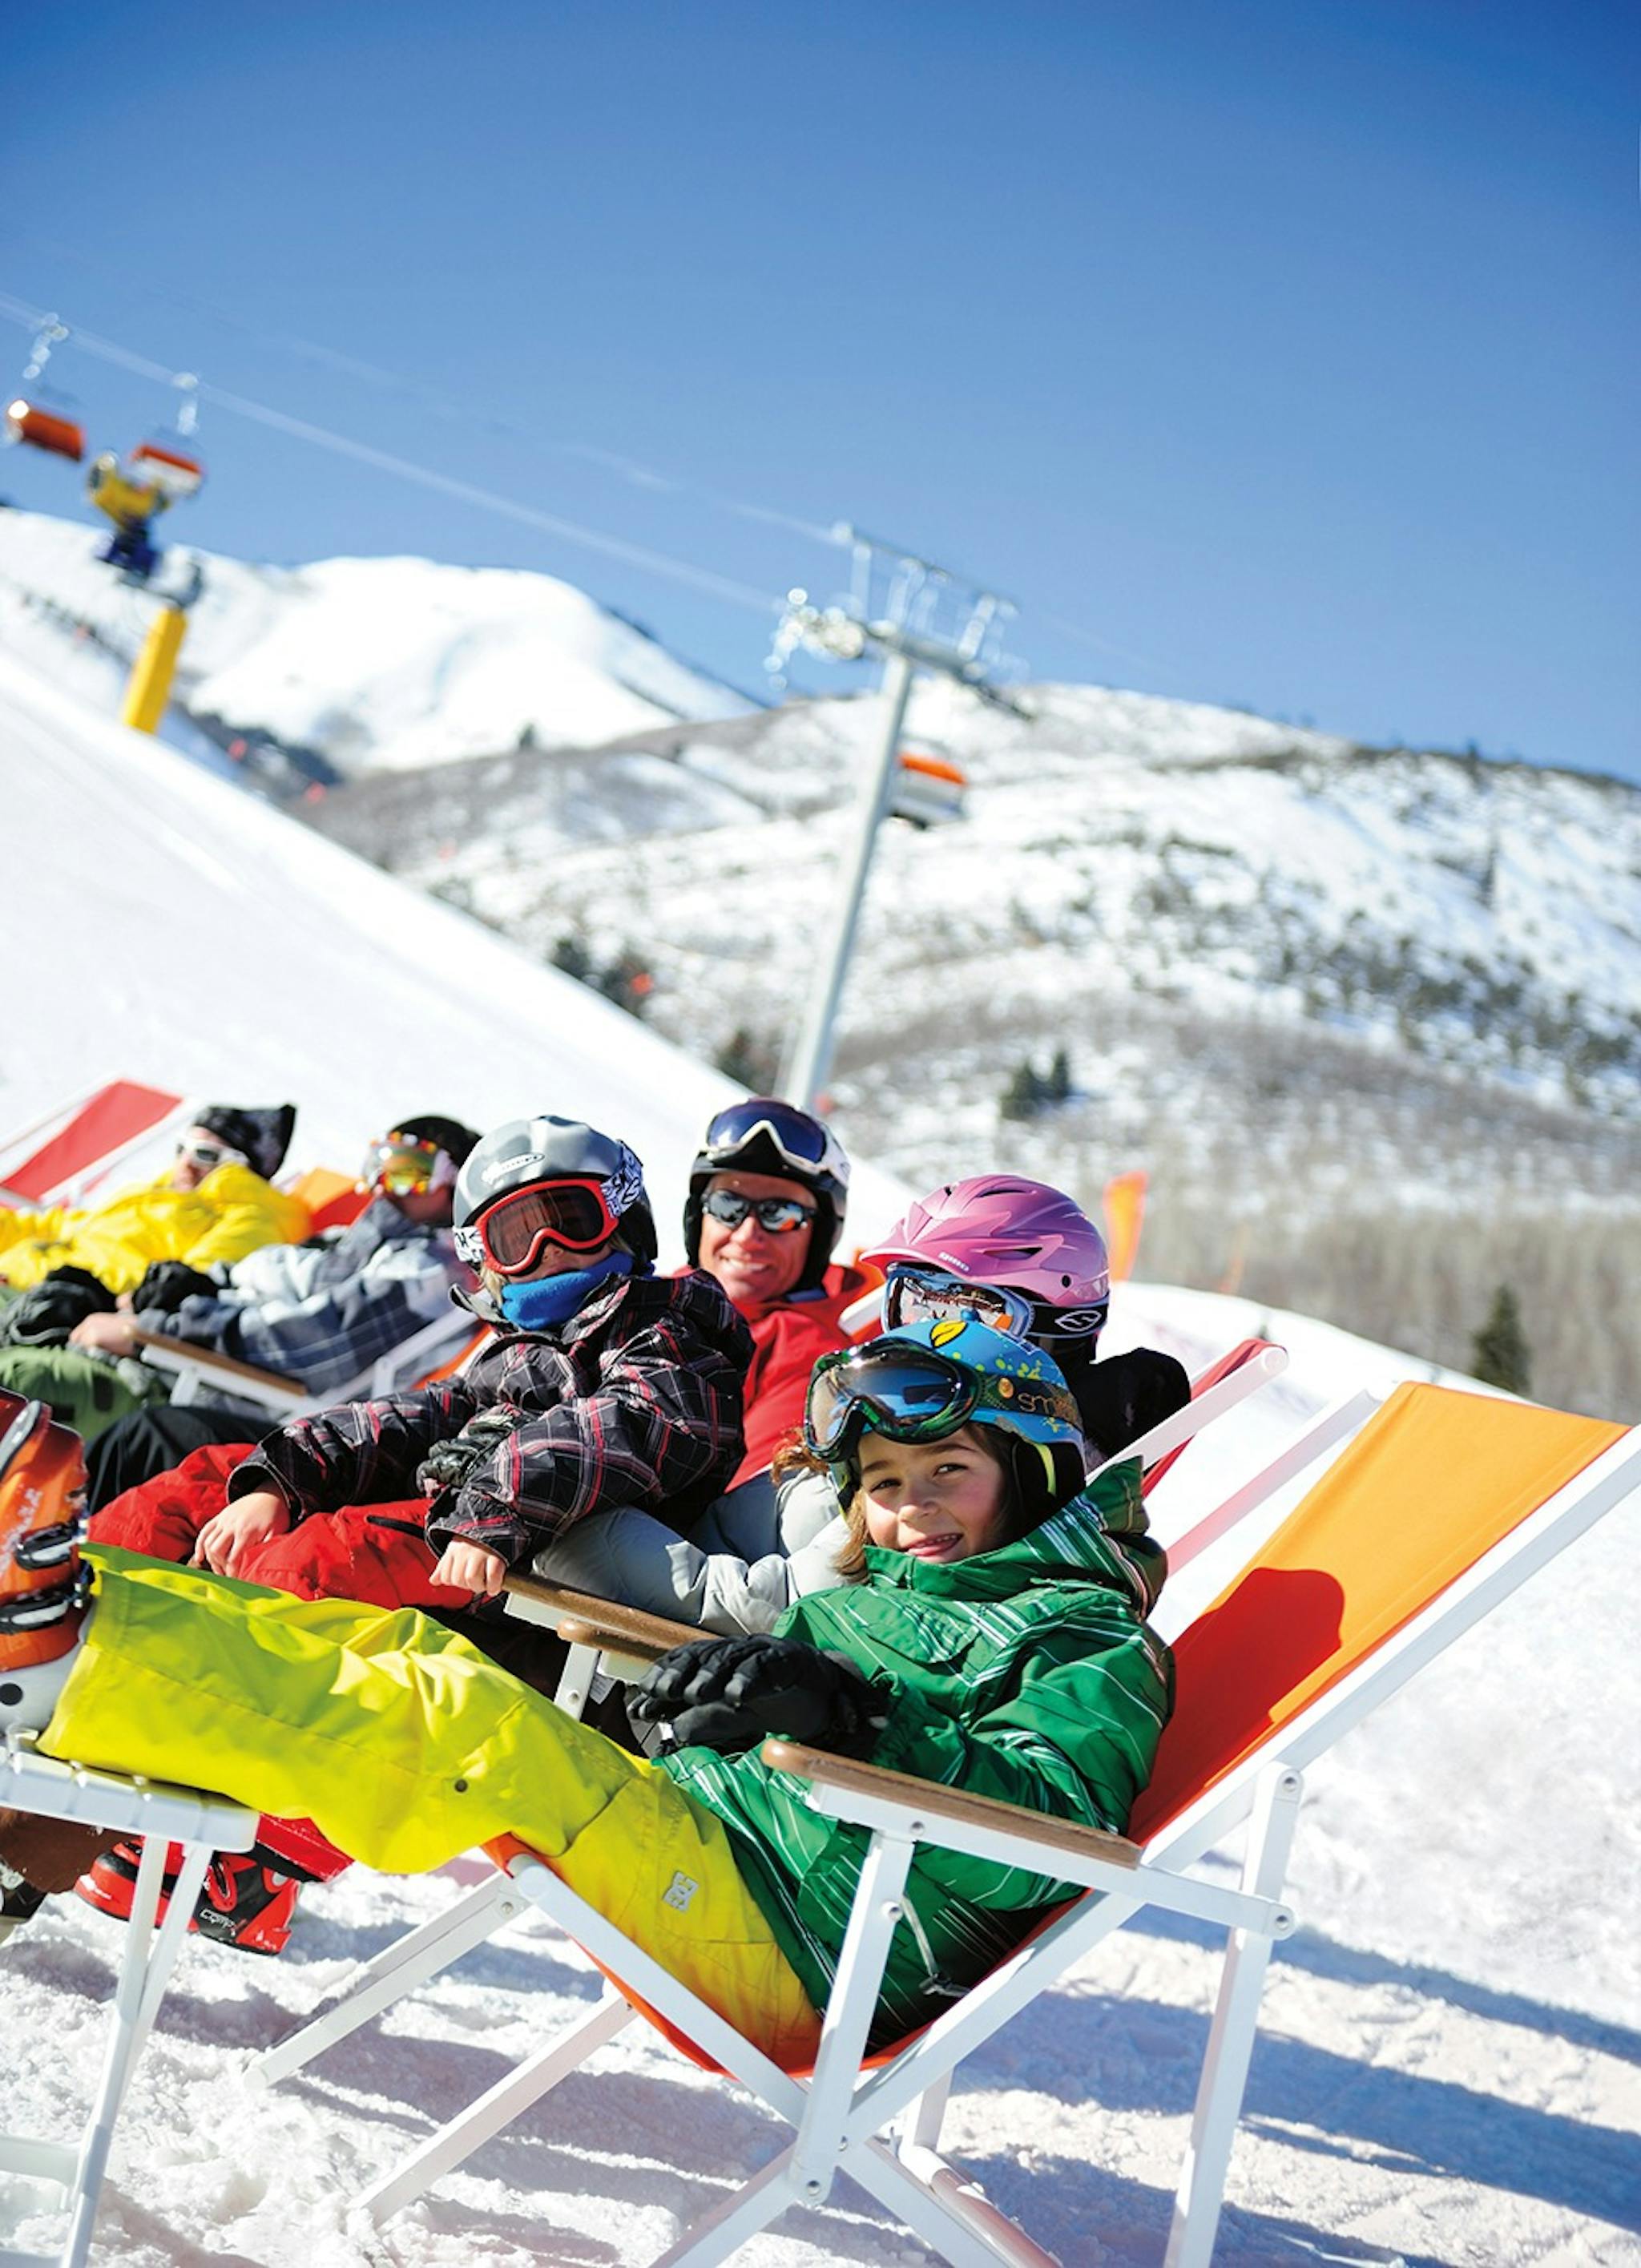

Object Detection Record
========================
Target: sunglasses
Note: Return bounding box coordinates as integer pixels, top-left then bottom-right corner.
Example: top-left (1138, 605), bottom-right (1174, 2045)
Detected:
top-left (805, 1340), bottom-right (1078, 1460)
top-left (454, 1178), bottom-right (619, 1277)
top-left (883, 1265), bottom-right (1034, 1341)
top-left (701, 1100), bottom-right (833, 1175)
top-left (363, 1136), bottom-right (456, 1198)
top-left (175, 1136), bottom-right (242, 1171)
top-left (701, 1187), bottom-right (816, 1237)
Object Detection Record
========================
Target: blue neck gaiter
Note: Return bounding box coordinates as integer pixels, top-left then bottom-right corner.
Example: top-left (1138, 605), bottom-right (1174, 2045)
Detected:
top-left (497, 1251), bottom-right (635, 1331)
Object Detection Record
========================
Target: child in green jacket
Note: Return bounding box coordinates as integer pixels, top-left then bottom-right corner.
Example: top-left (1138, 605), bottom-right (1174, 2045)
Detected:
top-left (0, 1322), bottom-right (1171, 2057)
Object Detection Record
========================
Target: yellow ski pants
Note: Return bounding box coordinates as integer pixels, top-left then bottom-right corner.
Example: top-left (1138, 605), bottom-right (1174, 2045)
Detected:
top-left (48, 1548), bottom-right (820, 2064)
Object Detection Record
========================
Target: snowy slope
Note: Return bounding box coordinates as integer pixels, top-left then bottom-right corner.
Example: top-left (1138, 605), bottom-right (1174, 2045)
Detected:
top-left (0, 506), bottom-right (751, 776)
top-left (1, 650), bottom-right (1638, 2266)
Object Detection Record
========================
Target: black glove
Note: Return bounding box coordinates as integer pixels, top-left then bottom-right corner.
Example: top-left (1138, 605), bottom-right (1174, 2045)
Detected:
top-left (417, 1408), bottom-right (521, 1500)
top-left (130, 1261), bottom-right (222, 1316)
top-left (0, 1266), bottom-right (115, 1349)
top-left (629, 1634), bottom-right (891, 1757)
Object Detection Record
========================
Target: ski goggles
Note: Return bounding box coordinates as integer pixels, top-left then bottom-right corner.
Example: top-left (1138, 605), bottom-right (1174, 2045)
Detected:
top-left (882, 1264), bottom-right (1034, 1341)
top-left (700, 1100), bottom-right (834, 1176)
top-left (175, 1135), bottom-right (245, 1172)
top-left (700, 1187), bottom-right (816, 1237)
top-left (805, 1340), bottom-right (1076, 1460)
top-left (363, 1135), bottom-right (458, 1199)
top-left (454, 1177), bottom-right (621, 1276)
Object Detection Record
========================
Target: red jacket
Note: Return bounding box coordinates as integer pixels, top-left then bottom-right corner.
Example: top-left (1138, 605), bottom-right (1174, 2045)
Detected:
top-left (728, 1262), bottom-right (875, 1486)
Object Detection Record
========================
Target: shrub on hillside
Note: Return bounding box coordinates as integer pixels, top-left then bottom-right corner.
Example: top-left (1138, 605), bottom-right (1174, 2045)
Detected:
top-left (1471, 1284), bottom-right (1532, 1397)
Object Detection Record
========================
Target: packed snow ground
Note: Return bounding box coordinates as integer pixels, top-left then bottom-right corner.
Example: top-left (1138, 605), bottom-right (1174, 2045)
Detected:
top-left (0, 651), bottom-right (1637, 2266)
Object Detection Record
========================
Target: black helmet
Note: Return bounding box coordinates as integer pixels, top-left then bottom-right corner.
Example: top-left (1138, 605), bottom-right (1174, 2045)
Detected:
top-left (684, 1097), bottom-right (850, 1293)
top-left (455, 1116), bottom-right (658, 1267)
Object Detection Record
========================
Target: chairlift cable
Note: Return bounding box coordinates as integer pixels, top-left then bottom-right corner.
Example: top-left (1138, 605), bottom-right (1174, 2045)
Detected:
top-left (0, 293), bottom-right (788, 618)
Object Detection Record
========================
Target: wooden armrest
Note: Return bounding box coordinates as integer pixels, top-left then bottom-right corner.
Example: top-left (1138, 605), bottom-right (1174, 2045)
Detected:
top-left (760, 1739), bottom-right (1143, 1872)
top-left (501, 1573), bottom-right (700, 1660)
top-left (128, 1326), bottom-right (304, 1397)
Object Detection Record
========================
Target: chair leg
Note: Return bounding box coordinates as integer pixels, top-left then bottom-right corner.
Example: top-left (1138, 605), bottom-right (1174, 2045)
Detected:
top-left (897, 2068), bottom-right (953, 2153)
top-left (358, 1989), bottom-right (634, 2227)
top-left (649, 2144), bottom-right (802, 2268)
top-left (60, 1834), bottom-right (215, 2268)
top-left (250, 1872), bottom-right (522, 2092)
top-left (789, 1833), bottom-right (914, 2208)
top-left (1164, 1765), bottom-right (1303, 2268)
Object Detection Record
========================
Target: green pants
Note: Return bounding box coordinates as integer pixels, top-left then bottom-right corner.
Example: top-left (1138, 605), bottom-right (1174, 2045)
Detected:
top-left (0, 1346), bottom-right (166, 1442)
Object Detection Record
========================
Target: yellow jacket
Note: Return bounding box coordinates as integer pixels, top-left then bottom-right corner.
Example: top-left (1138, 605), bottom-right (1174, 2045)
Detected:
top-left (0, 1163), bottom-right (308, 1293)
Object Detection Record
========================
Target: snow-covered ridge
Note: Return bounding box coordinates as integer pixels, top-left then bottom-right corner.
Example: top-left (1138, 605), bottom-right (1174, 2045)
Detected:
top-left (320, 674), bottom-right (1641, 1123)
top-left (0, 505), bottom-right (751, 773)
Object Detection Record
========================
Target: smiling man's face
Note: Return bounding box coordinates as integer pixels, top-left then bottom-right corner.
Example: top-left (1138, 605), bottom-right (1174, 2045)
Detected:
top-left (696, 1169), bottom-right (815, 1309)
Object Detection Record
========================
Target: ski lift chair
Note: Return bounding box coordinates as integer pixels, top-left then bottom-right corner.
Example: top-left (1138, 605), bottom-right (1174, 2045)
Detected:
top-left (244, 1381), bottom-right (1638, 2267)
top-left (3, 398), bottom-right (85, 463)
top-left (123, 439), bottom-right (204, 502)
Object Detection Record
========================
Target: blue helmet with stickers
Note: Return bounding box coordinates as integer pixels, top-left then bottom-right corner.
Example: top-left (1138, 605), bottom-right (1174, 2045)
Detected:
top-left (805, 1318), bottom-right (1090, 1522)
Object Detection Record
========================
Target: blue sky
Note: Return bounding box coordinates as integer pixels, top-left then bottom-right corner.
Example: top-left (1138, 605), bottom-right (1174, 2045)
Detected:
top-left (2, 1), bottom-right (1636, 777)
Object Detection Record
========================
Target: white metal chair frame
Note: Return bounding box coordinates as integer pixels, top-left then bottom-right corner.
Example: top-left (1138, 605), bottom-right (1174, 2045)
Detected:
top-left (130, 1305), bottom-right (481, 1419)
top-left (0, 1739), bottom-right (256, 2268)
top-left (244, 1395), bottom-right (1641, 2266)
top-left (1085, 1338), bottom-right (1288, 1494)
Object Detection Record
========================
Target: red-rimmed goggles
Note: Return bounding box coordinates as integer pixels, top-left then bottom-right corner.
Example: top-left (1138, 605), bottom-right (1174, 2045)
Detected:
top-left (454, 1178), bottom-right (621, 1277)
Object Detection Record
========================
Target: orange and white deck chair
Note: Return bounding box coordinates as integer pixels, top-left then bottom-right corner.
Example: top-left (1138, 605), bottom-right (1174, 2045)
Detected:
top-left (247, 1380), bottom-right (1638, 2267)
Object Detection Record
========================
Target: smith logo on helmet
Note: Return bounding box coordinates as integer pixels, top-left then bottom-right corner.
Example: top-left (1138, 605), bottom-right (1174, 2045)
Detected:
top-left (482, 1152), bottom-right (546, 1187)
top-left (1053, 1309), bottom-right (1106, 1337)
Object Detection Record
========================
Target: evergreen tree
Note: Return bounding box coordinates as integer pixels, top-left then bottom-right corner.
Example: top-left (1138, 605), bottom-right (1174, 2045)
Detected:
top-left (716, 1026), bottom-right (780, 1090)
top-left (1000, 1059), bottom-right (1046, 1122)
top-left (1471, 1284), bottom-right (1532, 1397)
top-left (1046, 1045), bottom-right (1072, 1103)
top-left (550, 934), bottom-right (595, 985)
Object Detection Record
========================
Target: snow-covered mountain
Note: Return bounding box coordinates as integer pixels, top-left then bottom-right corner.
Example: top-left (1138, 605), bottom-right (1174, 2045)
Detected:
top-left (314, 676), bottom-right (1641, 1122)
top-left (0, 644), bottom-right (1636, 2268)
top-left (0, 505), bottom-right (751, 774)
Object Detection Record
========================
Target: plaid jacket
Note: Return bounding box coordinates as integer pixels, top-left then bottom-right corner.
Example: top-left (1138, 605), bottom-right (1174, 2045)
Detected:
top-left (153, 1197), bottom-right (468, 1403)
top-left (230, 1268), bottom-right (752, 1567)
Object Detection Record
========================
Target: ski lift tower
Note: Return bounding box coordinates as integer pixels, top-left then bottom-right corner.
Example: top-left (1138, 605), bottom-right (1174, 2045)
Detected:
top-left (772, 526), bottom-right (1021, 1112)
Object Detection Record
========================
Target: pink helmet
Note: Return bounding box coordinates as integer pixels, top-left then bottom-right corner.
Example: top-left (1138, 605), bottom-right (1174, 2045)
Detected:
top-left (861, 1176), bottom-right (1111, 1345)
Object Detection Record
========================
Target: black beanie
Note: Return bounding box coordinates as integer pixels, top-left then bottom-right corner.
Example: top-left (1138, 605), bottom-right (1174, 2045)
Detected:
top-left (390, 1115), bottom-right (481, 1166)
top-left (195, 1104), bottom-right (297, 1181)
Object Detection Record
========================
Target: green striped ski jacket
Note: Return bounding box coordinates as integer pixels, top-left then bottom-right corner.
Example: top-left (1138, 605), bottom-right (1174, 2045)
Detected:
top-left (655, 1460), bottom-right (1173, 2046)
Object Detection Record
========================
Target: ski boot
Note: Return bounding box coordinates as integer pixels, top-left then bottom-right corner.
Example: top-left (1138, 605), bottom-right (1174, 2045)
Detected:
top-left (79, 1839), bottom-right (302, 1955)
top-left (0, 1391), bottom-right (90, 1733)
top-left (0, 1392), bottom-right (119, 1908)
